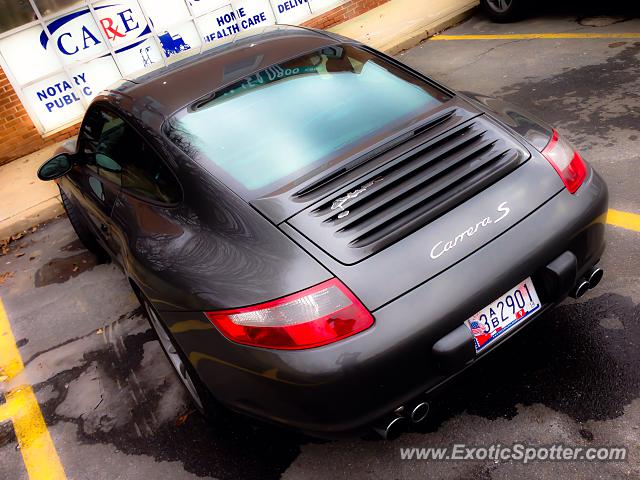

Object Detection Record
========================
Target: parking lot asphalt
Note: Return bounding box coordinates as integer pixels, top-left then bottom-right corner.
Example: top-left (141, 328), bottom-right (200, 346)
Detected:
top-left (1, 10), bottom-right (640, 480)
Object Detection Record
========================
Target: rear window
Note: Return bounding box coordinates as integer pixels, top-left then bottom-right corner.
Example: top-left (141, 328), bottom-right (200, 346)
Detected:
top-left (165, 44), bottom-right (450, 197)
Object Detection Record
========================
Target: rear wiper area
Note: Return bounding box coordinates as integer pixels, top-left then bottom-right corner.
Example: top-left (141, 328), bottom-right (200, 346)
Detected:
top-left (293, 109), bottom-right (457, 198)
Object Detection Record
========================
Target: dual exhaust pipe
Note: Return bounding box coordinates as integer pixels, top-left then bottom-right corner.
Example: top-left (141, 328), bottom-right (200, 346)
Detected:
top-left (571, 266), bottom-right (604, 299)
top-left (373, 401), bottom-right (430, 440)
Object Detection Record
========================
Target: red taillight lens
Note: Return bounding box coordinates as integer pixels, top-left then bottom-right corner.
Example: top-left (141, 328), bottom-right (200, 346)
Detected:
top-left (205, 279), bottom-right (374, 350)
top-left (541, 129), bottom-right (587, 194)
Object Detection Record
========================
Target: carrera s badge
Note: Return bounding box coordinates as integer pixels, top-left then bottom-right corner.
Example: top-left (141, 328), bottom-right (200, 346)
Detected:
top-left (430, 202), bottom-right (511, 260)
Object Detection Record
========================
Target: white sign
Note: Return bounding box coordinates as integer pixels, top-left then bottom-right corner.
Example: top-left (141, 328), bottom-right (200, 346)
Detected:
top-left (22, 72), bottom-right (86, 131)
top-left (0, 26), bottom-right (62, 85)
top-left (40, 7), bottom-right (109, 64)
top-left (188, 0), bottom-right (232, 17)
top-left (21, 56), bottom-right (122, 131)
top-left (230, 0), bottom-right (276, 31)
top-left (139, 0), bottom-right (191, 30)
top-left (160, 21), bottom-right (202, 64)
top-left (271, 0), bottom-right (312, 24)
top-left (68, 56), bottom-right (122, 100)
top-left (196, 5), bottom-right (238, 46)
top-left (92, 0), bottom-right (151, 49)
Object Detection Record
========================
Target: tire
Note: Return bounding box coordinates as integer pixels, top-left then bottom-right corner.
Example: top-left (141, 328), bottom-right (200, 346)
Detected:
top-left (139, 292), bottom-right (219, 419)
top-left (59, 186), bottom-right (108, 260)
top-left (480, 0), bottom-right (525, 22)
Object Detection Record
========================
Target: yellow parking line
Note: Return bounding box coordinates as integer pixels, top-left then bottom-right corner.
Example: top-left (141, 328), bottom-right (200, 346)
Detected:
top-left (432, 33), bottom-right (640, 40)
top-left (0, 299), bottom-right (67, 480)
top-left (0, 400), bottom-right (9, 421)
top-left (608, 209), bottom-right (640, 233)
top-left (0, 298), bottom-right (24, 381)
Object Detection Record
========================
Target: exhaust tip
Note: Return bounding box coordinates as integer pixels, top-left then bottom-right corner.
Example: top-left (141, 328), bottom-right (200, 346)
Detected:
top-left (572, 280), bottom-right (590, 298)
top-left (410, 402), bottom-right (430, 423)
top-left (588, 267), bottom-right (604, 289)
top-left (374, 416), bottom-right (407, 441)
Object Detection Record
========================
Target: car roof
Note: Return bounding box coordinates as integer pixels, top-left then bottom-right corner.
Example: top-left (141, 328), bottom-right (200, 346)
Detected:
top-left (105, 25), bottom-right (347, 128)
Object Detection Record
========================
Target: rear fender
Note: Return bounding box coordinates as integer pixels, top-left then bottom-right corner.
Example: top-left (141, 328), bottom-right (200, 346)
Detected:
top-left (459, 92), bottom-right (553, 151)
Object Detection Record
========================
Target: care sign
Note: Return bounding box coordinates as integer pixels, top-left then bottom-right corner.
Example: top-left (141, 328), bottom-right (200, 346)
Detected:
top-left (0, 0), bottom-right (346, 133)
top-left (39, 2), bottom-right (152, 63)
top-left (22, 56), bottom-right (121, 131)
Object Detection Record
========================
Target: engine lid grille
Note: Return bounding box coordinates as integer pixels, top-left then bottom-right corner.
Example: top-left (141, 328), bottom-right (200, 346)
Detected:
top-left (288, 116), bottom-right (530, 265)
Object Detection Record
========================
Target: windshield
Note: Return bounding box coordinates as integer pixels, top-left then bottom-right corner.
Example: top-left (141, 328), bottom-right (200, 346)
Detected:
top-left (165, 44), bottom-right (450, 196)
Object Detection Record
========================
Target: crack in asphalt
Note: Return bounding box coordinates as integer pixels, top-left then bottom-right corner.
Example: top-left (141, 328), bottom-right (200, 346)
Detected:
top-left (449, 38), bottom-right (533, 72)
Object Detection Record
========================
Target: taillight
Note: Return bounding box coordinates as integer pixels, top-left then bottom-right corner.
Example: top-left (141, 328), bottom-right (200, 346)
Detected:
top-left (205, 279), bottom-right (374, 350)
top-left (541, 129), bottom-right (587, 194)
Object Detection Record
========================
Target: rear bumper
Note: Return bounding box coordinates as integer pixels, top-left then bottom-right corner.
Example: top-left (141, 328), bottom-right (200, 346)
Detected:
top-left (166, 169), bottom-right (608, 437)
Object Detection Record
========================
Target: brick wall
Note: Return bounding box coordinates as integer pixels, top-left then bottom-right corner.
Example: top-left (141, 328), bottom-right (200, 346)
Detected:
top-left (302, 0), bottom-right (389, 29)
top-left (0, 69), bottom-right (79, 166)
top-left (0, 0), bottom-right (389, 166)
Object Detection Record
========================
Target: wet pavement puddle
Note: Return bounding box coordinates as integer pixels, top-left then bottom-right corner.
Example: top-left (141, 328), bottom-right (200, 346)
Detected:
top-left (34, 251), bottom-right (99, 287)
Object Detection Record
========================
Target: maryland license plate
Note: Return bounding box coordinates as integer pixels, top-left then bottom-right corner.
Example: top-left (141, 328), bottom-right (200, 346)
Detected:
top-left (466, 278), bottom-right (541, 352)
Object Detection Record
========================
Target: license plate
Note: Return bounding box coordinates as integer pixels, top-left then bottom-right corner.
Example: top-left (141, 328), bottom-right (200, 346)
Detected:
top-left (465, 277), bottom-right (541, 352)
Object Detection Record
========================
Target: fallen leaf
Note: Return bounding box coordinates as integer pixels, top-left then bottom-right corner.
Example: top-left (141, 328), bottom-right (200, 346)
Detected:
top-left (15, 252), bottom-right (25, 258)
top-left (96, 328), bottom-right (104, 335)
top-left (29, 256), bottom-right (36, 261)
top-left (176, 410), bottom-right (195, 426)
top-left (0, 272), bottom-right (14, 285)
top-left (72, 266), bottom-right (79, 272)
top-left (10, 233), bottom-right (24, 241)
top-left (31, 226), bottom-right (38, 233)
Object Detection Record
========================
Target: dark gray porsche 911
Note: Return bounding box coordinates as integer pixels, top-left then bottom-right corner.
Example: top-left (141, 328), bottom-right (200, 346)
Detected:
top-left (38, 25), bottom-right (608, 440)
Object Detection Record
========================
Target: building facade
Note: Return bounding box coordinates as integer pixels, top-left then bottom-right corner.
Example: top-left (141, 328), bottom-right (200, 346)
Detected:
top-left (0, 0), bottom-right (387, 165)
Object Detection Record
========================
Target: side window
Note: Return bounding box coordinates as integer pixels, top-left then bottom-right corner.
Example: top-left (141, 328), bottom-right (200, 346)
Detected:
top-left (80, 106), bottom-right (181, 203)
top-left (96, 113), bottom-right (125, 186)
top-left (120, 135), bottom-right (181, 204)
top-left (79, 107), bottom-right (125, 185)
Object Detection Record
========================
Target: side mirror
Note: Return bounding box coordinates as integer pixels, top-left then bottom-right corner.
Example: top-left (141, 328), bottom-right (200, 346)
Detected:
top-left (37, 154), bottom-right (72, 181)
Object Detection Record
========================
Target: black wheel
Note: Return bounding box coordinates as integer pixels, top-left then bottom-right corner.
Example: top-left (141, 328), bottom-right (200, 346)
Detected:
top-left (480, 0), bottom-right (525, 22)
top-left (59, 186), bottom-right (108, 259)
top-left (140, 294), bottom-right (216, 417)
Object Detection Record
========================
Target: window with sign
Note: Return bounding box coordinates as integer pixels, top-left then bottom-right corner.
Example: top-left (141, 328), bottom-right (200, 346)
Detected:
top-left (0, 0), bottom-right (349, 134)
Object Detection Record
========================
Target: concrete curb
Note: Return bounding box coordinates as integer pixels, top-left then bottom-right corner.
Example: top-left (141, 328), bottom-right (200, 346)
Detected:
top-left (330, 0), bottom-right (479, 55)
top-left (0, 142), bottom-right (65, 241)
top-left (0, 198), bottom-right (64, 241)
top-left (383, 5), bottom-right (479, 55)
